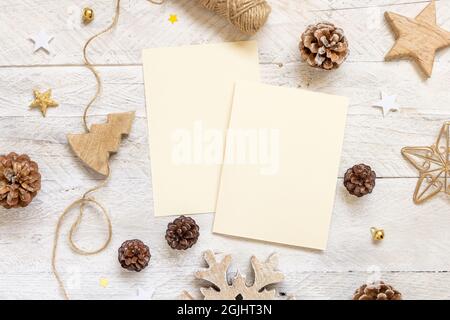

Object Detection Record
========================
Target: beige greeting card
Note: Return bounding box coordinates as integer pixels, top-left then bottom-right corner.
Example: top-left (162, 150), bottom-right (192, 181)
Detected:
top-left (213, 81), bottom-right (348, 250)
top-left (142, 42), bottom-right (260, 216)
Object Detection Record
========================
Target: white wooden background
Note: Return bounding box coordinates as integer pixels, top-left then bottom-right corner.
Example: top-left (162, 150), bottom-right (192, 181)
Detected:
top-left (0, 0), bottom-right (449, 300)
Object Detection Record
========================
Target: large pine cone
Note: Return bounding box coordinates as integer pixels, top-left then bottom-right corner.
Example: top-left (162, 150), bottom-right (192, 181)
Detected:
top-left (299, 22), bottom-right (349, 70)
top-left (344, 164), bottom-right (376, 197)
top-left (165, 215), bottom-right (200, 250)
top-left (118, 239), bottom-right (151, 272)
top-left (0, 152), bottom-right (41, 209)
top-left (353, 282), bottom-right (402, 300)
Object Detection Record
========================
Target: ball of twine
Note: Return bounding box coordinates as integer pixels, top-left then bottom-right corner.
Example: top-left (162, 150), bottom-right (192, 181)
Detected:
top-left (198, 0), bottom-right (271, 35)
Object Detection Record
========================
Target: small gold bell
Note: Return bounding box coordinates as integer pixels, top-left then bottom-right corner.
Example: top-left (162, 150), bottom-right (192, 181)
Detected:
top-left (371, 227), bottom-right (384, 241)
top-left (82, 7), bottom-right (94, 24)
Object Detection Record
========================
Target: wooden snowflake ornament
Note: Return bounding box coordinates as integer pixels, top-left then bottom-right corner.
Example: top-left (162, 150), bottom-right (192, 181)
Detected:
top-left (402, 122), bottom-right (450, 204)
top-left (183, 250), bottom-right (284, 300)
top-left (68, 112), bottom-right (135, 175)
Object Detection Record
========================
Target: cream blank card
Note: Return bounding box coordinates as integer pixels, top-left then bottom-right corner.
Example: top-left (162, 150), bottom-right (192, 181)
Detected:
top-left (213, 81), bottom-right (348, 250)
top-left (142, 42), bottom-right (260, 216)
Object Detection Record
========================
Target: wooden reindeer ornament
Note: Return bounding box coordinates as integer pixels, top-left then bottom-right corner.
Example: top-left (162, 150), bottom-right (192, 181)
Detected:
top-left (68, 112), bottom-right (135, 175)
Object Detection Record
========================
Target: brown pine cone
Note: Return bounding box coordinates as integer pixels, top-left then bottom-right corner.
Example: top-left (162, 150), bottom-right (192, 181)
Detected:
top-left (165, 215), bottom-right (200, 250)
top-left (299, 22), bottom-right (349, 70)
top-left (344, 164), bottom-right (376, 197)
top-left (118, 239), bottom-right (151, 272)
top-left (0, 152), bottom-right (41, 209)
top-left (353, 281), bottom-right (402, 300)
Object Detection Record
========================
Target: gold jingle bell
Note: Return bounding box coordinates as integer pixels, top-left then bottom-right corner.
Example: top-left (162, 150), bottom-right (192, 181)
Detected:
top-left (82, 7), bottom-right (94, 24)
top-left (371, 227), bottom-right (384, 241)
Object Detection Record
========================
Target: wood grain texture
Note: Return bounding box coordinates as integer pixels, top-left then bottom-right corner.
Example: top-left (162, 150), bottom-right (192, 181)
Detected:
top-left (0, 0), bottom-right (449, 300)
top-left (68, 112), bottom-right (135, 175)
top-left (185, 250), bottom-right (284, 300)
top-left (384, 1), bottom-right (450, 77)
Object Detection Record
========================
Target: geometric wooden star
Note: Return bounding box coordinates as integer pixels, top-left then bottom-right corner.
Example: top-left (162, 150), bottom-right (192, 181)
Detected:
top-left (385, 0), bottom-right (450, 78)
top-left (30, 89), bottom-right (58, 117)
top-left (401, 122), bottom-right (450, 204)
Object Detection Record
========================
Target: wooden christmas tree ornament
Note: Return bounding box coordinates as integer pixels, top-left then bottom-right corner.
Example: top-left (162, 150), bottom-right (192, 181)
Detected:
top-left (384, 0), bottom-right (450, 78)
top-left (181, 250), bottom-right (284, 300)
top-left (53, 0), bottom-right (136, 300)
top-left (402, 122), bottom-right (450, 204)
top-left (68, 112), bottom-right (135, 175)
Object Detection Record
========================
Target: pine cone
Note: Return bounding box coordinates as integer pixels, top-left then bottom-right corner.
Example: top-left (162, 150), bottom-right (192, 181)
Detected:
top-left (344, 164), bottom-right (376, 197)
top-left (118, 239), bottom-right (151, 272)
top-left (165, 215), bottom-right (200, 250)
top-left (299, 22), bottom-right (349, 70)
top-left (0, 152), bottom-right (41, 209)
top-left (353, 282), bottom-right (402, 300)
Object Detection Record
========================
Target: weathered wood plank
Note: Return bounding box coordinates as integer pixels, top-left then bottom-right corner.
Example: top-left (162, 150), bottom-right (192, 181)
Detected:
top-left (0, 179), bottom-right (448, 279)
top-left (0, 65), bottom-right (448, 179)
top-left (0, 0), bottom-right (449, 300)
top-left (0, 0), bottom-right (449, 66)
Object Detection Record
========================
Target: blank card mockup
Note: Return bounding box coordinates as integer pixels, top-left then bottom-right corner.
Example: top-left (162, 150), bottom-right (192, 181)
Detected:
top-left (213, 81), bottom-right (348, 250)
top-left (142, 42), bottom-right (260, 216)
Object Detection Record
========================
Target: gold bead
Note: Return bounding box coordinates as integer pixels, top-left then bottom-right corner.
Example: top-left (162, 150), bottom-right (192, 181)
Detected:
top-left (82, 7), bottom-right (94, 24)
top-left (371, 227), bottom-right (384, 241)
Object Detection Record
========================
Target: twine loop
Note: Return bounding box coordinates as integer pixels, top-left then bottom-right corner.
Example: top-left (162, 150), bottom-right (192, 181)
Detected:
top-left (52, 0), bottom-right (121, 300)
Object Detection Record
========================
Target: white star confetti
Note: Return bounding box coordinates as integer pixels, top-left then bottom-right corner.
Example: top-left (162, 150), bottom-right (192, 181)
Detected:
top-left (135, 287), bottom-right (154, 300)
top-left (372, 92), bottom-right (400, 117)
top-left (29, 30), bottom-right (54, 53)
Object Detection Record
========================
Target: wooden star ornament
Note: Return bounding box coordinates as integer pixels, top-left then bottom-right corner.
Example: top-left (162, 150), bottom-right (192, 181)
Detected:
top-left (402, 122), bottom-right (450, 204)
top-left (385, 0), bottom-right (450, 78)
top-left (30, 89), bottom-right (58, 117)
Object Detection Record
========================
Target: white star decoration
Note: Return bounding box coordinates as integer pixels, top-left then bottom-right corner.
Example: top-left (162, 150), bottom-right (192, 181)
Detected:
top-left (135, 287), bottom-right (154, 300)
top-left (372, 92), bottom-right (400, 117)
top-left (29, 30), bottom-right (54, 53)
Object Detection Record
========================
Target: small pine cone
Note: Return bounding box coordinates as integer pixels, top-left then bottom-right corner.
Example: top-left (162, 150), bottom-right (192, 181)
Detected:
top-left (344, 164), bottom-right (376, 197)
top-left (353, 281), bottom-right (402, 300)
top-left (0, 152), bottom-right (41, 209)
top-left (118, 239), bottom-right (151, 272)
top-left (299, 22), bottom-right (349, 70)
top-left (165, 215), bottom-right (200, 250)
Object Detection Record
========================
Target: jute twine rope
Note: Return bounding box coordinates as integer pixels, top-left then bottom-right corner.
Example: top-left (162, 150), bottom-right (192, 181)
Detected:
top-left (198, 0), bottom-right (271, 34)
top-left (52, 0), bottom-right (122, 300)
top-left (51, 0), bottom-right (267, 299)
top-left (149, 0), bottom-right (271, 34)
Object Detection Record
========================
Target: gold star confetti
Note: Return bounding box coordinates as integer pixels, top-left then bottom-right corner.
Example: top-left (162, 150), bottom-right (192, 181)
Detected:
top-left (30, 89), bottom-right (58, 117)
top-left (168, 14), bottom-right (178, 24)
top-left (99, 278), bottom-right (109, 288)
